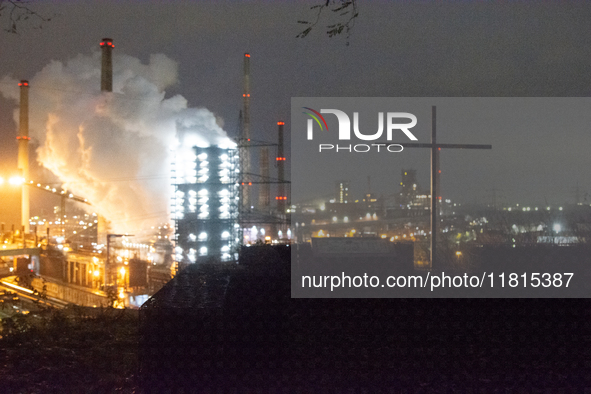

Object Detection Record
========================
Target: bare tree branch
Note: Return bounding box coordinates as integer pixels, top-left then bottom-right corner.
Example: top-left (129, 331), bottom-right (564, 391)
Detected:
top-left (0, 0), bottom-right (51, 34)
top-left (297, 0), bottom-right (358, 45)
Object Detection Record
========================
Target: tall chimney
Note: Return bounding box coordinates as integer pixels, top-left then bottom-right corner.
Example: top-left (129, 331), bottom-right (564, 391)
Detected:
top-left (100, 38), bottom-right (114, 92)
top-left (241, 53), bottom-right (251, 210)
top-left (276, 121), bottom-right (286, 215)
top-left (258, 147), bottom-right (270, 211)
top-left (17, 80), bottom-right (30, 233)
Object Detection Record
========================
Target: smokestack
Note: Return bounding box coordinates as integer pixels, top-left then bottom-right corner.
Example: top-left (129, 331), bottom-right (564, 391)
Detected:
top-left (17, 80), bottom-right (30, 233)
top-left (100, 38), bottom-right (114, 92)
top-left (258, 147), bottom-right (270, 211)
top-left (276, 121), bottom-right (286, 214)
top-left (241, 53), bottom-right (251, 210)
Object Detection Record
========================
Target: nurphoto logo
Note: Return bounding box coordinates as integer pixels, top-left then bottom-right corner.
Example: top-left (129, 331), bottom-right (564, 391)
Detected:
top-left (303, 107), bottom-right (418, 153)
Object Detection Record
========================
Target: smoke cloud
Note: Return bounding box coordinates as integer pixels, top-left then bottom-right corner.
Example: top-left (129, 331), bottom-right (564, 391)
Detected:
top-left (0, 50), bottom-right (233, 238)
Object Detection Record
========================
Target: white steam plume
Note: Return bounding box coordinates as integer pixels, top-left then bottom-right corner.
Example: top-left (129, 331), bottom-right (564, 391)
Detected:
top-left (0, 50), bottom-right (233, 237)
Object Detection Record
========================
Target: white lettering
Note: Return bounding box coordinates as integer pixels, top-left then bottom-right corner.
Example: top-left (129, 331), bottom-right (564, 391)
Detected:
top-left (387, 112), bottom-right (418, 141)
top-left (353, 144), bottom-right (370, 152)
top-left (353, 112), bottom-right (383, 140)
top-left (387, 144), bottom-right (404, 152)
top-left (321, 109), bottom-right (351, 140)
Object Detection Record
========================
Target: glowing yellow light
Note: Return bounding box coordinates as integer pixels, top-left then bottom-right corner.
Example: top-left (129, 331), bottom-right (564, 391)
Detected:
top-left (8, 176), bottom-right (24, 186)
top-left (456, 251), bottom-right (462, 256)
top-left (93, 270), bottom-right (100, 276)
top-left (120, 267), bottom-right (126, 276)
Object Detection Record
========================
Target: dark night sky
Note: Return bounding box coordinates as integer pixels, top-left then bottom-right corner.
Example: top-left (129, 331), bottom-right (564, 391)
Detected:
top-left (1, 1), bottom-right (591, 213)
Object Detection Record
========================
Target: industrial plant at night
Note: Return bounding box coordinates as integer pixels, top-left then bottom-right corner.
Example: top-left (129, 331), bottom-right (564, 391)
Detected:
top-left (2, 2), bottom-right (591, 392)
top-left (0, 39), bottom-right (291, 309)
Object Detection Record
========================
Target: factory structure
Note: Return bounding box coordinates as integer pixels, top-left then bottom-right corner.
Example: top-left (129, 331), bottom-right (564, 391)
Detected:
top-left (172, 147), bottom-right (241, 263)
top-left (171, 52), bottom-right (290, 266)
top-left (0, 38), bottom-right (290, 308)
top-left (1, 37), bottom-right (589, 307)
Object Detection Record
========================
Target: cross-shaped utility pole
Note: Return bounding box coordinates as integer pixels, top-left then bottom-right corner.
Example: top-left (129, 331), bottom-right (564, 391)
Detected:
top-left (391, 106), bottom-right (492, 270)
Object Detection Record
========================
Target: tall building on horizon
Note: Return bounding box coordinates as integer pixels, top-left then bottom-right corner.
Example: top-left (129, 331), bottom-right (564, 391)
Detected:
top-left (335, 181), bottom-right (350, 204)
top-left (397, 169), bottom-right (418, 207)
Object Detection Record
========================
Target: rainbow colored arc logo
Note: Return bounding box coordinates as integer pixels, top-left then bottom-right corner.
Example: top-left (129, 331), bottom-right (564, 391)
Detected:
top-left (302, 107), bottom-right (329, 131)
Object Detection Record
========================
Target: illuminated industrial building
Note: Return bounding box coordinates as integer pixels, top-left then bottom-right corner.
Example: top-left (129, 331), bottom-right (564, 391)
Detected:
top-left (172, 146), bottom-right (241, 263)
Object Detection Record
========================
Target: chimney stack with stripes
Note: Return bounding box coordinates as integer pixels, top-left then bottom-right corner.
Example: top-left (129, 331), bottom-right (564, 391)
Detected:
top-left (17, 80), bottom-right (30, 233)
top-left (241, 53), bottom-right (251, 210)
top-left (258, 147), bottom-right (270, 210)
top-left (276, 121), bottom-right (286, 213)
top-left (100, 38), bottom-right (114, 92)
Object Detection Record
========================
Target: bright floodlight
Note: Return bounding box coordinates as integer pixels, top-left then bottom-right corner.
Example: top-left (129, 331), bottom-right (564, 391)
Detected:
top-left (553, 223), bottom-right (561, 233)
top-left (9, 176), bottom-right (24, 185)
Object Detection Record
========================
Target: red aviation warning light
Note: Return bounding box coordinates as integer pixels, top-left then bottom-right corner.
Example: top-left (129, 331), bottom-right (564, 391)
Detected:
top-left (18, 81), bottom-right (29, 87)
top-left (244, 53), bottom-right (250, 57)
top-left (276, 157), bottom-right (286, 161)
top-left (100, 39), bottom-right (114, 48)
top-left (277, 121), bottom-right (284, 125)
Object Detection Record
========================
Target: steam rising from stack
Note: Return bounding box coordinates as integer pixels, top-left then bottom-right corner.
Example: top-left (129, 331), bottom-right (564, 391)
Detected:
top-left (0, 41), bottom-right (233, 237)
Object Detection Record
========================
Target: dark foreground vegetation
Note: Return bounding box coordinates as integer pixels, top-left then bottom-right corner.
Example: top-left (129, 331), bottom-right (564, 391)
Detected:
top-left (2, 244), bottom-right (591, 392)
top-left (140, 245), bottom-right (591, 392)
top-left (0, 306), bottom-right (140, 392)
